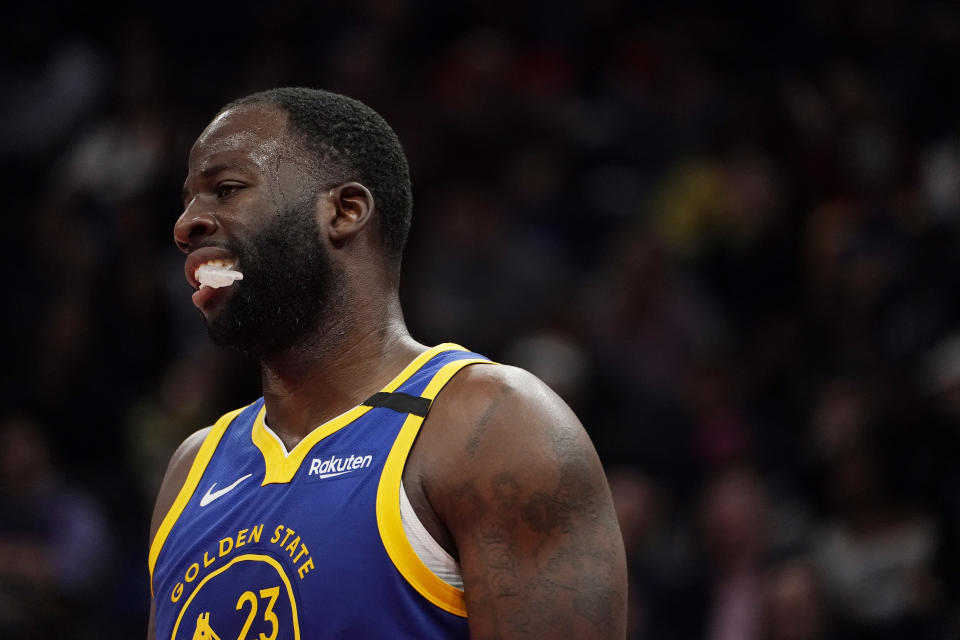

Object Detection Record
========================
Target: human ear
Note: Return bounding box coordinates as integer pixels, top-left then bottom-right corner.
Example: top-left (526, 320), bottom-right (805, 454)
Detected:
top-left (324, 182), bottom-right (374, 244)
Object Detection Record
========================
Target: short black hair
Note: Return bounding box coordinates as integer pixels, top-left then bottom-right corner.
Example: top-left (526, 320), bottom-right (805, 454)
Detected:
top-left (222, 87), bottom-right (413, 264)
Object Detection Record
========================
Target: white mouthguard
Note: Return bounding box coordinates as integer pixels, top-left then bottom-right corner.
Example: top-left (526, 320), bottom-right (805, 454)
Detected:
top-left (197, 265), bottom-right (244, 289)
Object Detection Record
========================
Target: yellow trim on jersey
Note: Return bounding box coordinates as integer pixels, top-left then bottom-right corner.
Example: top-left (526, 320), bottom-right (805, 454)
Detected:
top-left (376, 357), bottom-right (493, 618)
top-left (170, 553), bottom-right (301, 640)
top-left (252, 343), bottom-right (470, 485)
top-left (148, 405), bottom-right (248, 596)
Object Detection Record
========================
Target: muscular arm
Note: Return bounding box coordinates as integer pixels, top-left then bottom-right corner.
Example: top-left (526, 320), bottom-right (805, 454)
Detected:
top-left (423, 365), bottom-right (628, 639)
top-left (146, 427), bottom-right (210, 640)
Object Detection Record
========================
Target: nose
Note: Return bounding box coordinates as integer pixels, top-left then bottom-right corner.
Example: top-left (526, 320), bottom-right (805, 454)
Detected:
top-left (173, 206), bottom-right (218, 253)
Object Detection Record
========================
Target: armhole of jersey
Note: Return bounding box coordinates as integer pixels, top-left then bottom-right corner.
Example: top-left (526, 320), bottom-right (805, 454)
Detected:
top-left (399, 480), bottom-right (462, 589)
top-left (376, 358), bottom-right (492, 618)
top-left (148, 404), bottom-right (247, 596)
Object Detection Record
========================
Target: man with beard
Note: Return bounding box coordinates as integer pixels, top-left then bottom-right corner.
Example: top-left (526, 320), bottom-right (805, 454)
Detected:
top-left (147, 88), bottom-right (627, 640)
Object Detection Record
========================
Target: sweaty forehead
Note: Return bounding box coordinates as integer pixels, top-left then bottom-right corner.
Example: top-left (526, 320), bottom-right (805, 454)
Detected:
top-left (188, 104), bottom-right (293, 170)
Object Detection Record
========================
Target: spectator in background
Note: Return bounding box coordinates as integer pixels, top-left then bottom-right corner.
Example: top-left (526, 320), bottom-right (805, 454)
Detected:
top-left (700, 466), bottom-right (770, 640)
top-left (610, 466), bottom-right (708, 640)
top-left (0, 414), bottom-right (110, 639)
top-left (760, 556), bottom-right (833, 640)
top-left (809, 380), bottom-right (939, 639)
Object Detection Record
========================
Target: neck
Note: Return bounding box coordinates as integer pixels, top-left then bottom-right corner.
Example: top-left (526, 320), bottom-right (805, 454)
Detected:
top-left (258, 288), bottom-right (425, 450)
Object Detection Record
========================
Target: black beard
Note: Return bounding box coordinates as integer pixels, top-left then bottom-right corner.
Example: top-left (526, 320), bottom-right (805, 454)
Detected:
top-left (204, 200), bottom-right (341, 358)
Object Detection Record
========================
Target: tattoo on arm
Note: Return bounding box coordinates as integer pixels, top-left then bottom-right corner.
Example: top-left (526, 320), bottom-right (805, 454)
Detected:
top-left (451, 424), bottom-right (624, 638)
top-left (465, 393), bottom-right (508, 457)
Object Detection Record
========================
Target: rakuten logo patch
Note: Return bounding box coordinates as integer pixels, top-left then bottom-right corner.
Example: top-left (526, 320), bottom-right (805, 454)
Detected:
top-left (306, 453), bottom-right (374, 480)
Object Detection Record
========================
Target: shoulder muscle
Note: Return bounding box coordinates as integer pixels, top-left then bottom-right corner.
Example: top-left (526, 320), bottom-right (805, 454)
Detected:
top-left (425, 364), bottom-right (599, 486)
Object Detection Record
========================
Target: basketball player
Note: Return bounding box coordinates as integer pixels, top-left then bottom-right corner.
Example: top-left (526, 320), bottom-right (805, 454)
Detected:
top-left (148, 88), bottom-right (627, 639)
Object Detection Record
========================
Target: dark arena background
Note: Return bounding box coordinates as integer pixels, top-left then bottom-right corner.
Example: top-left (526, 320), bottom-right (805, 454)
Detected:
top-left (4, 1), bottom-right (960, 638)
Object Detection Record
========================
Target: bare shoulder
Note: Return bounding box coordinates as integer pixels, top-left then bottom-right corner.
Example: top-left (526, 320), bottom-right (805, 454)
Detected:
top-left (424, 363), bottom-right (628, 638)
top-left (148, 427), bottom-right (212, 546)
top-left (426, 363), bottom-right (584, 458)
top-left (424, 361), bottom-right (612, 518)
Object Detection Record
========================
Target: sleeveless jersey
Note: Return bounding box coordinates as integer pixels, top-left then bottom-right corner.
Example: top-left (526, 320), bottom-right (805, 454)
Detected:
top-left (149, 344), bottom-right (491, 640)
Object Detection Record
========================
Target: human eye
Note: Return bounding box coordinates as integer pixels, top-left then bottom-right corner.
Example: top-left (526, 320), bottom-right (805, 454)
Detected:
top-left (216, 182), bottom-right (244, 199)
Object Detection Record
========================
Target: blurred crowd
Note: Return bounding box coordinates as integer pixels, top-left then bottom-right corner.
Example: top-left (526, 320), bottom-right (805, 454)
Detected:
top-left (4, 0), bottom-right (960, 638)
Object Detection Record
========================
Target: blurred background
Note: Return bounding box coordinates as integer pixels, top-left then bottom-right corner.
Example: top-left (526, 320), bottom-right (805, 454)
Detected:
top-left (4, 0), bottom-right (960, 638)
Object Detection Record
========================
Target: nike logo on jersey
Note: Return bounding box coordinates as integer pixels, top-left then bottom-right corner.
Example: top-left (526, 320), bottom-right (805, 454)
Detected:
top-left (307, 453), bottom-right (373, 480)
top-left (200, 474), bottom-right (253, 507)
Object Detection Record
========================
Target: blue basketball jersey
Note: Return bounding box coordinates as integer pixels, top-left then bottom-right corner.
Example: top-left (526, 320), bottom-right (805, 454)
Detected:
top-left (150, 344), bottom-right (491, 640)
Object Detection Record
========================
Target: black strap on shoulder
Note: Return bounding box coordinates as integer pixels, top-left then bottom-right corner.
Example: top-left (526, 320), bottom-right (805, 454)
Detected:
top-left (362, 391), bottom-right (432, 417)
